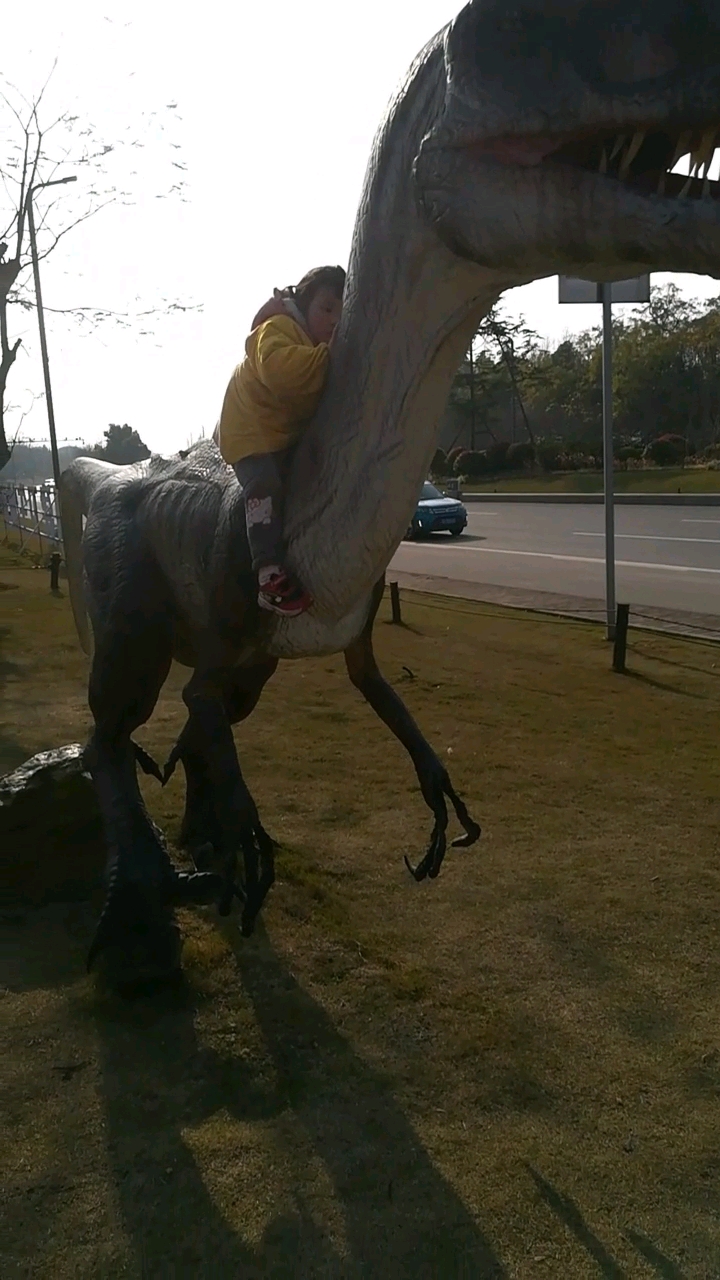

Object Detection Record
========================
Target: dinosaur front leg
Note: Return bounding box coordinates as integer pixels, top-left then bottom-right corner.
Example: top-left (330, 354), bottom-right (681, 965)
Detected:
top-left (166, 660), bottom-right (277, 868)
top-left (179, 667), bottom-right (277, 936)
top-left (85, 732), bottom-right (224, 985)
top-left (85, 621), bottom-right (223, 988)
top-left (344, 625), bottom-right (480, 882)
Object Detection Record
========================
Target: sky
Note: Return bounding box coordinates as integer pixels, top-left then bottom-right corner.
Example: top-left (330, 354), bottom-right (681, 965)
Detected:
top-left (3, 0), bottom-right (720, 456)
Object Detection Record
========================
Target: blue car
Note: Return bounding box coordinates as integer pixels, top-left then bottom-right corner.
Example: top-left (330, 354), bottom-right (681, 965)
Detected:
top-left (405, 481), bottom-right (468, 540)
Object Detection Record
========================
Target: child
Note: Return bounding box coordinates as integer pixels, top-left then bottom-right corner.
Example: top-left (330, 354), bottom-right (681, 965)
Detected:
top-left (215, 265), bottom-right (345, 617)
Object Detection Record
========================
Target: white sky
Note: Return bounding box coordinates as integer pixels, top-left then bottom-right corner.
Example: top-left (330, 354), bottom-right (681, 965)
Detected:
top-left (4, 0), bottom-right (720, 455)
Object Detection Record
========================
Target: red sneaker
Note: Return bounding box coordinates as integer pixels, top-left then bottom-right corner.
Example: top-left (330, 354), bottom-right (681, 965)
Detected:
top-left (257, 567), bottom-right (313, 617)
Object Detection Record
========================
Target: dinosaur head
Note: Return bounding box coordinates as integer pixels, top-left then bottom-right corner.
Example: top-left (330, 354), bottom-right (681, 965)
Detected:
top-left (416, 0), bottom-right (720, 281)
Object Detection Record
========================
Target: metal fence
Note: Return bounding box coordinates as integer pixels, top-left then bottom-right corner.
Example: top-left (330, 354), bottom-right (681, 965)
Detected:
top-left (0, 481), bottom-right (61, 556)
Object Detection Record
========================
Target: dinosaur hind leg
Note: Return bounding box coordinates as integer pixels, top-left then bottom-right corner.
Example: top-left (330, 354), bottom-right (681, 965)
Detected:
top-left (85, 611), bottom-right (223, 989)
top-left (176, 661), bottom-right (278, 937)
top-left (344, 581), bottom-right (481, 884)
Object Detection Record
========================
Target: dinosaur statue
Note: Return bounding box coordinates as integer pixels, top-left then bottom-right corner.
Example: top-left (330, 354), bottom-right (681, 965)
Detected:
top-left (60, 0), bottom-right (720, 987)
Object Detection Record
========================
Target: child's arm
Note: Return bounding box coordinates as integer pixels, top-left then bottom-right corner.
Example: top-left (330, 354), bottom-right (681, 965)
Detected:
top-left (255, 321), bottom-right (330, 417)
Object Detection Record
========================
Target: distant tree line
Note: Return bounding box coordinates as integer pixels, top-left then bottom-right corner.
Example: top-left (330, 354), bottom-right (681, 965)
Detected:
top-left (1, 423), bottom-right (151, 482)
top-left (445, 284), bottom-right (720, 469)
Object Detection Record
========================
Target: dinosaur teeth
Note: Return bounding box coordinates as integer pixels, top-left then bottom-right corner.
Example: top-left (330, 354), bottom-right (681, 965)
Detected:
top-left (692, 127), bottom-right (716, 173)
top-left (618, 130), bottom-right (646, 179)
top-left (668, 130), bottom-right (693, 171)
top-left (609, 134), bottom-right (626, 163)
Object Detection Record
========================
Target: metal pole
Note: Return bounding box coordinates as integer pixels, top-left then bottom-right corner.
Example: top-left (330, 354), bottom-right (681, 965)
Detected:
top-left (26, 175), bottom-right (76, 502)
top-left (468, 339), bottom-right (476, 451)
top-left (601, 283), bottom-right (616, 641)
top-left (27, 195), bottom-right (62, 491)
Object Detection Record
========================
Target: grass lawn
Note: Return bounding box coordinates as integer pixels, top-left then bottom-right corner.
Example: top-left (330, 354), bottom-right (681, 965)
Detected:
top-left (462, 466), bottom-right (720, 495)
top-left (2, 549), bottom-right (720, 1277)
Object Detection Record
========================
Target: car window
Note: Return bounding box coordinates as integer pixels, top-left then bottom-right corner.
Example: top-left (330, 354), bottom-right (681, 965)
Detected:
top-left (421, 482), bottom-right (441, 500)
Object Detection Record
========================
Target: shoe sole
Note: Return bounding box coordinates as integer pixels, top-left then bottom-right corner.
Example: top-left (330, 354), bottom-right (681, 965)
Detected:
top-left (258, 596), bottom-right (311, 618)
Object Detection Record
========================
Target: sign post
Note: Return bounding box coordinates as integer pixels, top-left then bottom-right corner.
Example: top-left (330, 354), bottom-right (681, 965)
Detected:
top-left (601, 283), bottom-right (616, 638)
top-left (558, 274), bottom-right (650, 639)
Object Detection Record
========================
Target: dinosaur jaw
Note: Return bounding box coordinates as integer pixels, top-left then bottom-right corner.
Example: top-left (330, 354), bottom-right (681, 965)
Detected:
top-left (416, 121), bottom-right (720, 281)
top-left (426, 0), bottom-right (720, 281)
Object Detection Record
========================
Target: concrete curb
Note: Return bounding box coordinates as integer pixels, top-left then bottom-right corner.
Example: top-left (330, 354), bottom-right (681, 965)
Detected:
top-left (390, 570), bottom-right (720, 644)
top-left (461, 492), bottom-right (720, 505)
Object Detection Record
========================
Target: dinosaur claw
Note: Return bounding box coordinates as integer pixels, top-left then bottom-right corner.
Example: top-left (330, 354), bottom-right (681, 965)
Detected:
top-left (452, 821), bottom-right (481, 848)
top-left (132, 741), bottom-right (164, 783)
top-left (241, 915), bottom-right (257, 938)
top-left (86, 883), bottom-right (182, 986)
top-left (170, 871), bottom-right (225, 905)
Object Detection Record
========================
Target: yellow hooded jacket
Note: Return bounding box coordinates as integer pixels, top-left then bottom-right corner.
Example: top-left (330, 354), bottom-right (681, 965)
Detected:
top-left (216, 314), bottom-right (330, 465)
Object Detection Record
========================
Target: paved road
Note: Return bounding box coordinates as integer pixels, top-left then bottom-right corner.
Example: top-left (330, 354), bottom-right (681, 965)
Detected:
top-left (390, 503), bottom-right (720, 619)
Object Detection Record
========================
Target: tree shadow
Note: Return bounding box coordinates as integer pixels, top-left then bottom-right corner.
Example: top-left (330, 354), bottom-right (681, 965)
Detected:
top-left (535, 913), bottom-right (681, 1048)
top-left (527, 1166), bottom-right (686, 1279)
top-left (89, 923), bottom-right (506, 1278)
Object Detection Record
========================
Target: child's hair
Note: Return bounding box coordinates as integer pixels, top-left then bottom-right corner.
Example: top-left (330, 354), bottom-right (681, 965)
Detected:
top-left (284, 265), bottom-right (346, 318)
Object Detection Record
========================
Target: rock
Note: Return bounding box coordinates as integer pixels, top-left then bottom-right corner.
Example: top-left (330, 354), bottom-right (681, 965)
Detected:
top-left (0, 745), bottom-right (104, 905)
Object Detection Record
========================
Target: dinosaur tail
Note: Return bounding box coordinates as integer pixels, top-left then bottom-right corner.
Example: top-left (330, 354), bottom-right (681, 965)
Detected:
top-left (59, 463), bottom-right (92, 655)
top-left (59, 457), bottom-right (116, 656)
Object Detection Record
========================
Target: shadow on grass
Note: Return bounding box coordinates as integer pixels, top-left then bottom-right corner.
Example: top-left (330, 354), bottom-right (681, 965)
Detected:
top-left (628, 645), bottom-right (720, 681)
top-left (527, 1166), bottom-right (685, 1279)
top-left (621, 668), bottom-right (709, 700)
top-left (231, 925), bottom-right (506, 1277)
top-left (0, 623), bottom-right (33, 773)
top-left (93, 923), bottom-right (507, 1278)
top-left (536, 914), bottom-right (679, 1047)
top-left (93, 977), bottom-right (291, 1277)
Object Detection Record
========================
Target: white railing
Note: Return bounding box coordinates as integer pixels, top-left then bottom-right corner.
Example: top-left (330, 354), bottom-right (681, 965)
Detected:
top-left (0, 481), bottom-right (61, 555)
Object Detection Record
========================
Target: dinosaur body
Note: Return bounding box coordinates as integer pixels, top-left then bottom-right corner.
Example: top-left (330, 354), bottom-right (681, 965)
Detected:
top-left (61, 0), bottom-right (720, 985)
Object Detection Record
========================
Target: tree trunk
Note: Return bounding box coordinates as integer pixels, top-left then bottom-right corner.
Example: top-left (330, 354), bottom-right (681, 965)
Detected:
top-left (0, 261), bottom-right (22, 473)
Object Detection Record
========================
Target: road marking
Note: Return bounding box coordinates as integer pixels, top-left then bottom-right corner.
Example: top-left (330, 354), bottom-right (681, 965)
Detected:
top-left (683, 518), bottom-right (720, 524)
top-left (574, 531), bottom-right (720, 545)
top-left (399, 543), bottom-right (720, 575)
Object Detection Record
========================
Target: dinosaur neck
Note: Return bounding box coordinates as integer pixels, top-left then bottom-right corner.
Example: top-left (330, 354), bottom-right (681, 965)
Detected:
top-left (284, 35), bottom-right (509, 617)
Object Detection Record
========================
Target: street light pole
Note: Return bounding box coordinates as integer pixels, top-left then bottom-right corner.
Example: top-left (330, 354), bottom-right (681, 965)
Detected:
top-left (27, 175), bottom-right (77, 491)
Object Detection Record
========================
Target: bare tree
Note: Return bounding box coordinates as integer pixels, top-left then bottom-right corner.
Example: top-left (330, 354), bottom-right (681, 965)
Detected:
top-left (476, 307), bottom-right (543, 447)
top-left (0, 75), bottom-right (198, 471)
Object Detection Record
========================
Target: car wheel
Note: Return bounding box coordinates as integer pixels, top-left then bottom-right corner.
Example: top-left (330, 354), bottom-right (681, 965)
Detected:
top-left (449, 527), bottom-right (464, 538)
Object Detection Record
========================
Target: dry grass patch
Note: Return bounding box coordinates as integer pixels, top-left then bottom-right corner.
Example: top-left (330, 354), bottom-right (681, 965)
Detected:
top-left (1, 552), bottom-right (720, 1277)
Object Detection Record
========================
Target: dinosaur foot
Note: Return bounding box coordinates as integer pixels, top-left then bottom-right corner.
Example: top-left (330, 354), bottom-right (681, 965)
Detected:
top-left (185, 836), bottom-right (273, 938)
top-left (404, 769), bottom-right (481, 882)
top-left (87, 869), bottom-right (225, 993)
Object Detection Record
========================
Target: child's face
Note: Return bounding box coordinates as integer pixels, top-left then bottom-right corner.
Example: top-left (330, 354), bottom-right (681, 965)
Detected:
top-left (305, 287), bottom-right (343, 346)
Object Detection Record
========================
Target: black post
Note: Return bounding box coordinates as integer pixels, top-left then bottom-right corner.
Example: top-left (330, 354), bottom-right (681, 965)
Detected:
top-left (390, 581), bottom-right (402, 625)
top-left (50, 552), bottom-right (61, 592)
top-left (612, 603), bottom-right (629, 673)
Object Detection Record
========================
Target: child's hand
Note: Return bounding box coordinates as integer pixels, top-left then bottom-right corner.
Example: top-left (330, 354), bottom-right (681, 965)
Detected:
top-left (251, 293), bottom-right (288, 329)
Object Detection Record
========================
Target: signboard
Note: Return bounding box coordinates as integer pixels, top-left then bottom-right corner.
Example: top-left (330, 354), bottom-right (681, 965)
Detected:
top-left (558, 275), bottom-right (650, 304)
